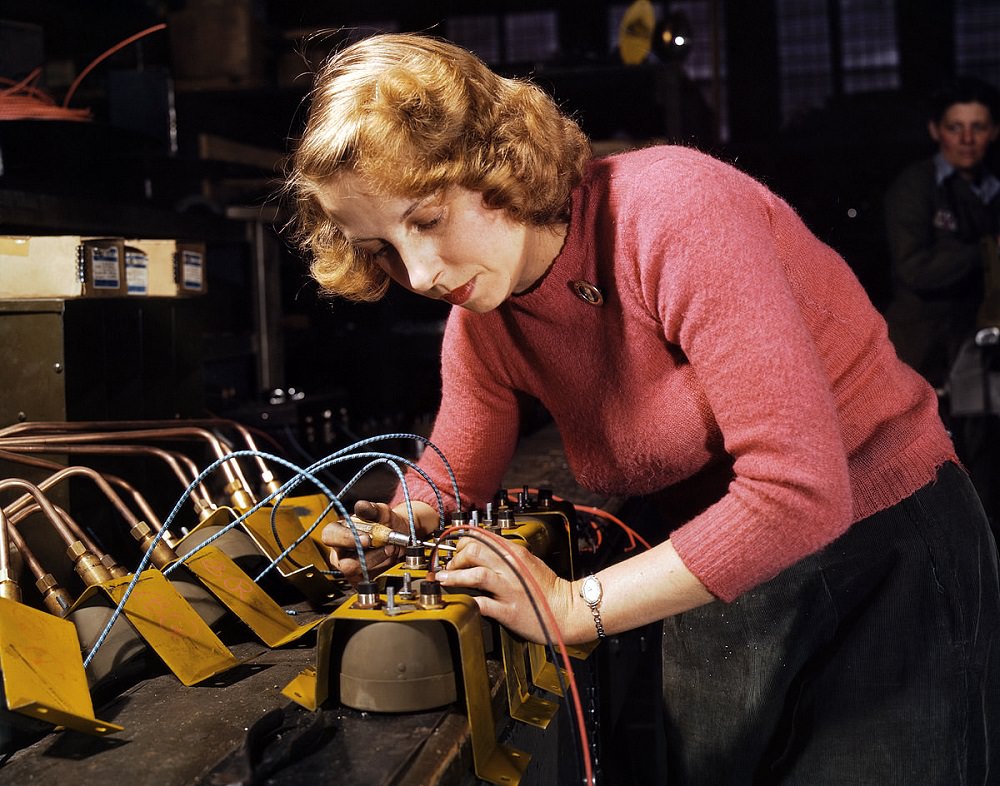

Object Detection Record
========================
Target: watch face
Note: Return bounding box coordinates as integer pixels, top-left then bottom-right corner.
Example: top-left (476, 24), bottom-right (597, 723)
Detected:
top-left (582, 575), bottom-right (602, 605)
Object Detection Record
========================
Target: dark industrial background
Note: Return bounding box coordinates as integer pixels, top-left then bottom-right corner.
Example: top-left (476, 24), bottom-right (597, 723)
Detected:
top-left (2, 0), bottom-right (999, 447)
top-left (1, 4), bottom-right (999, 783)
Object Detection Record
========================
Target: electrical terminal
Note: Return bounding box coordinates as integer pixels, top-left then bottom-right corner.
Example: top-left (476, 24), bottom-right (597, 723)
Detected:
top-left (355, 581), bottom-right (382, 610)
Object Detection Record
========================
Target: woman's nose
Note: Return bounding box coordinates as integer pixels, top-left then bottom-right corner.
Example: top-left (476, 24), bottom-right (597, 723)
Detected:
top-left (399, 244), bottom-right (443, 293)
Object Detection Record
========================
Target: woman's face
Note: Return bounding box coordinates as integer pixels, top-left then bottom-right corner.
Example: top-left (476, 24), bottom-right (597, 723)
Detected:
top-left (317, 171), bottom-right (562, 313)
top-left (929, 101), bottom-right (999, 177)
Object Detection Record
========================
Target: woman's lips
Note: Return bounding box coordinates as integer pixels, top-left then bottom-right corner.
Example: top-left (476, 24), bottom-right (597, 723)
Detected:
top-left (443, 279), bottom-right (475, 306)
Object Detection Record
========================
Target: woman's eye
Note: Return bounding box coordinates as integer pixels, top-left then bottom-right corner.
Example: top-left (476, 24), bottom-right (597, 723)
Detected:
top-left (414, 215), bottom-right (442, 231)
top-left (359, 243), bottom-right (392, 260)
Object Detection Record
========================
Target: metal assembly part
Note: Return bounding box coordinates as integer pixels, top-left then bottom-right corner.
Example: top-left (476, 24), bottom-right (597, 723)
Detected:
top-left (397, 571), bottom-right (416, 601)
top-left (418, 578), bottom-right (445, 611)
top-left (339, 619), bottom-right (458, 712)
top-left (404, 544), bottom-right (426, 571)
top-left (354, 581), bottom-right (382, 610)
top-left (283, 593), bottom-right (529, 786)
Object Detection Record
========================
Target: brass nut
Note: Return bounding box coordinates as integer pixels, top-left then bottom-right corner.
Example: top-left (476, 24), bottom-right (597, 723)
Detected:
top-left (130, 521), bottom-right (152, 539)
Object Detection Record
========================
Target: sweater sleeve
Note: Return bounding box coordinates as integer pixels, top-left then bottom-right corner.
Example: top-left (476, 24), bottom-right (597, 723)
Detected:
top-left (391, 311), bottom-right (522, 516)
top-left (632, 155), bottom-right (854, 600)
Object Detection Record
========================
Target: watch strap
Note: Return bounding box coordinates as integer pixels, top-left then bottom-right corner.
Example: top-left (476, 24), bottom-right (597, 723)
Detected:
top-left (581, 575), bottom-right (606, 640)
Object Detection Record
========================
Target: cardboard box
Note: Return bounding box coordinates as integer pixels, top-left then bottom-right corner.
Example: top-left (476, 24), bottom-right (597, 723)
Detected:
top-left (0, 236), bottom-right (127, 298)
top-left (176, 242), bottom-right (207, 296)
top-left (125, 239), bottom-right (176, 296)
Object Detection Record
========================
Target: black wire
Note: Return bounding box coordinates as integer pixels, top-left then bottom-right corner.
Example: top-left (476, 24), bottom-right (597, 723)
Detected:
top-left (448, 527), bottom-right (588, 786)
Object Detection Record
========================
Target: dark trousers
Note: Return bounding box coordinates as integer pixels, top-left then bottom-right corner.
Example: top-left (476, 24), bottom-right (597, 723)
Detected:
top-left (661, 462), bottom-right (1000, 785)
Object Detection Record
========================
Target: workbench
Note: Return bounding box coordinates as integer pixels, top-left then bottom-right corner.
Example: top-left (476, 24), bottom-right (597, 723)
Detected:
top-left (0, 423), bottom-right (663, 785)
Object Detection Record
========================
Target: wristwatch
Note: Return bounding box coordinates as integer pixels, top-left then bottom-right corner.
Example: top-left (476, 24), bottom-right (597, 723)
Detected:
top-left (580, 574), bottom-right (606, 639)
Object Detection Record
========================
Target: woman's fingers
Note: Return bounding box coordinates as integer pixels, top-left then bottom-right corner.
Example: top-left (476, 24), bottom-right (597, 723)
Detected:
top-left (319, 499), bottom-right (404, 583)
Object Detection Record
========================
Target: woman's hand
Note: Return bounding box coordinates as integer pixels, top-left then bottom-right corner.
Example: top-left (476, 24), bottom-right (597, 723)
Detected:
top-left (435, 536), bottom-right (587, 645)
top-left (321, 500), bottom-right (409, 583)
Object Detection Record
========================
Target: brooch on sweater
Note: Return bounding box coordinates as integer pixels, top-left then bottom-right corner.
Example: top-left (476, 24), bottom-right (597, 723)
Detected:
top-left (571, 280), bottom-right (604, 305)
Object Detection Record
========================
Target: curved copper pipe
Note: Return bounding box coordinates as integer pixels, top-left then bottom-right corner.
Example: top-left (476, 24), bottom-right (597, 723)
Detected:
top-left (4, 523), bottom-right (42, 579)
top-left (4, 466), bottom-right (140, 530)
top-left (0, 479), bottom-right (116, 587)
top-left (0, 444), bottom-right (213, 522)
top-left (0, 479), bottom-right (79, 546)
top-left (5, 523), bottom-right (75, 615)
top-left (0, 426), bottom-right (256, 506)
top-left (0, 508), bottom-right (19, 601)
top-left (9, 503), bottom-right (105, 559)
top-left (0, 418), bottom-right (279, 494)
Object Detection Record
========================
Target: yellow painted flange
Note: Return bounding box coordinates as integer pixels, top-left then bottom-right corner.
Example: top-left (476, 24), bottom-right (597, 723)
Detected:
top-left (72, 569), bottom-right (239, 686)
top-left (174, 545), bottom-right (323, 647)
top-left (239, 505), bottom-right (342, 604)
top-left (0, 596), bottom-right (122, 735)
top-left (499, 628), bottom-right (558, 729)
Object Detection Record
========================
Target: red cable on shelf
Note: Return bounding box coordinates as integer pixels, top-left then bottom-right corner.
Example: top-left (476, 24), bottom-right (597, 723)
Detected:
top-left (0, 22), bottom-right (167, 122)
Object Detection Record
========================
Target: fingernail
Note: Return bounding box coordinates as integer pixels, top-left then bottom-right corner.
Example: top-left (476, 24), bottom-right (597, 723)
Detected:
top-left (436, 570), bottom-right (449, 582)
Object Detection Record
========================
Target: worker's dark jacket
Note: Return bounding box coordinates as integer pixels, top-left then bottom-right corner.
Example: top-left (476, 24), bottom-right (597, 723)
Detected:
top-left (883, 157), bottom-right (1000, 388)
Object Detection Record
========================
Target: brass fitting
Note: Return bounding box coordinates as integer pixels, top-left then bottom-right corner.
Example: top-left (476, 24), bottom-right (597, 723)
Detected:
top-left (225, 480), bottom-right (254, 510)
top-left (404, 545), bottom-right (426, 571)
top-left (35, 573), bottom-right (73, 616)
top-left (0, 566), bottom-right (21, 603)
top-left (67, 540), bottom-right (114, 586)
top-left (130, 521), bottom-right (178, 569)
top-left (418, 579), bottom-right (445, 611)
top-left (100, 553), bottom-right (130, 578)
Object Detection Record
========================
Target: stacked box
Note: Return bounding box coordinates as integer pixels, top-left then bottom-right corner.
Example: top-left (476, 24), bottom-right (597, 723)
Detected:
top-left (0, 236), bottom-right (127, 298)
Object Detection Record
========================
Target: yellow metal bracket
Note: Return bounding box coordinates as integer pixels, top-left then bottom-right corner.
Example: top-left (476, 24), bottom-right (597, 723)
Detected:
top-left (283, 593), bottom-right (529, 786)
top-left (71, 569), bottom-right (239, 686)
top-left (238, 505), bottom-right (342, 605)
top-left (0, 596), bottom-right (122, 735)
top-left (175, 545), bottom-right (323, 647)
top-left (499, 628), bottom-right (558, 729)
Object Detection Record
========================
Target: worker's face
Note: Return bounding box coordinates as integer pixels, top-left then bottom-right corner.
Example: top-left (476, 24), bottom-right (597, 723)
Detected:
top-left (929, 101), bottom-right (999, 177)
top-left (318, 172), bottom-right (556, 313)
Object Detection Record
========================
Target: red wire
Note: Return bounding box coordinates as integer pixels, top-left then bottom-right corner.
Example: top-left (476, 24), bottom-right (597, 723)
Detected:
top-left (511, 486), bottom-right (652, 551)
top-left (63, 22), bottom-right (168, 107)
top-left (573, 503), bottom-right (652, 551)
top-left (0, 23), bottom-right (167, 122)
top-left (431, 525), bottom-right (595, 786)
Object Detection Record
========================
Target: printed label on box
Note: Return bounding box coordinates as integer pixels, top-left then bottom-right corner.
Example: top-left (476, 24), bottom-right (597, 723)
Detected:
top-left (91, 246), bottom-right (121, 290)
top-left (125, 249), bottom-right (149, 295)
top-left (182, 249), bottom-right (204, 290)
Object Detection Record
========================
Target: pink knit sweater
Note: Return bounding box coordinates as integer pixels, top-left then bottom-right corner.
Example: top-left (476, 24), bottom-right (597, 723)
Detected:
top-left (402, 146), bottom-right (956, 601)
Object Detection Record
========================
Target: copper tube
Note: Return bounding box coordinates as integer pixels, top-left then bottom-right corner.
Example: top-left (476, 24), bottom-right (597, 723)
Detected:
top-left (1, 418), bottom-right (279, 497)
top-left (0, 479), bottom-right (110, 587)
top-left (0, 479), bottom-right (79, 546)
top-left (0, 508), bottom-right (20, 602)
top-left (4, 466), bottom-right (141, 530)
top-left (5, 524), bottom-right (74, 615)
top-left (15, 501), bottom-right (129, 579)
top-left (10, 501), bottom-right (124, 582)
top-left (0, 444), bottom-right (212, 524)
top-left (0, 426), bottom-right (256, 507)
top-left (8, 503), bottom-right (103, 556)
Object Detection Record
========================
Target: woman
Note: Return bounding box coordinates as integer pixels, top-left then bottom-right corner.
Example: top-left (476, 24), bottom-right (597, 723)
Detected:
top-left (287, 33), bottom-right (1000, 784)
